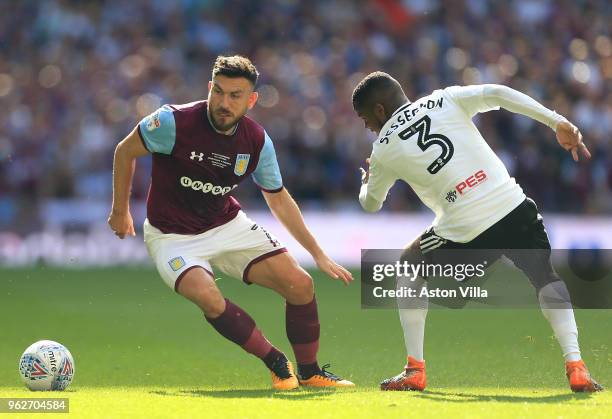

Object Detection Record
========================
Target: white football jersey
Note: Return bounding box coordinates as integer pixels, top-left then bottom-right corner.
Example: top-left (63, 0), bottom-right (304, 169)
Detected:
top-left (362, 84), bottom-right (565, 242)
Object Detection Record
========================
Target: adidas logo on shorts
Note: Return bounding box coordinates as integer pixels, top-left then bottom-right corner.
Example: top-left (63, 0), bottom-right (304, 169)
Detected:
top-left (420, 231), bottom-right (447, 253)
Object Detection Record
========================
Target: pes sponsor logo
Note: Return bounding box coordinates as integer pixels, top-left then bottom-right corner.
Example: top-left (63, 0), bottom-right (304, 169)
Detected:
top-left (445, 170), bottom-right (487, 202)
top-left (180, 176), bottom-right (238, 196)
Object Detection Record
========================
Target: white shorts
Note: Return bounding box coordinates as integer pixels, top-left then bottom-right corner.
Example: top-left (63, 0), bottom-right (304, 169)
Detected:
top-left (143, 211), bottom-right (287, 291)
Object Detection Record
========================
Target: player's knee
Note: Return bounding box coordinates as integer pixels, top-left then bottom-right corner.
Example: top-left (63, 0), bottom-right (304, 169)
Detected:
top-left (401, 239), bottom-right (424, 266)
top-left (195, 288), bottom-right (225, 317)
top-left (179, 277), bottom-right (225, 317)
top-left (532, 270), bottom-right (563, 294)
top-left (202, 297), bottom-right (226, 318)
top-left (285, 270), bottom-right (314, 302)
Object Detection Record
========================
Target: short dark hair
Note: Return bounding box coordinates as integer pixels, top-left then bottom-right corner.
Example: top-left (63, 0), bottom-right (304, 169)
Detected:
top-left (352, 71), bottom-right (405, 112)
top-left (212, 55), bottom-right (259, 86)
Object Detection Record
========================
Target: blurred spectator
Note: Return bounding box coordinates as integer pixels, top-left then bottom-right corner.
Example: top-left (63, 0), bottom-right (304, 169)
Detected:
top-left (0, 0), bottom-right (610, 233)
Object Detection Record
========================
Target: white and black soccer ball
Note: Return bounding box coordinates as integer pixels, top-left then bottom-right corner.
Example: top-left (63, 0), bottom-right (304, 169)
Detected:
top-left (19, 340), bottom-right (75, 391)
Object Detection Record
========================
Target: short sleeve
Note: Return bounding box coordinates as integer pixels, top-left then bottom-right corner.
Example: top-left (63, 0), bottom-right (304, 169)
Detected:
top-left (137, 105), bottom-right (176, 155)
top-left (251, 131), bottom-right (283, 192)
top-left (445, 85), bottom-right (500, 118)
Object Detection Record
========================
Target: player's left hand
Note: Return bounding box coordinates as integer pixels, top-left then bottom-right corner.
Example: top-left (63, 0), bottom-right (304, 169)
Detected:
top-left (556, 120), bottom-right (591, 162)
top-left (314, 254), bottom-right (353, 285)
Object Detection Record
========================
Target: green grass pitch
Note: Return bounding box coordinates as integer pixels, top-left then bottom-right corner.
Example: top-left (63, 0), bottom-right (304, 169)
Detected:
top-left (0, 267), bottom-right (610, 418)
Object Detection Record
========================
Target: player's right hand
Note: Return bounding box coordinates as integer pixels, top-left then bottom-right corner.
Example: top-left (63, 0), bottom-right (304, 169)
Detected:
top-left (556, 121), bottom-right (591, 162)
top-left (360, 158), bottom-right (371, 184)
top-left (107, 210), bottom-right (136, 239)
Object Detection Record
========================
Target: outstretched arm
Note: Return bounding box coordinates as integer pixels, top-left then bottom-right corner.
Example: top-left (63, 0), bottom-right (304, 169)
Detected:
top-left (451, 84), bottom-right (591, 161)
top-left (263, 188), bottom-right (353, 285)
top-left (108, 127), bottom-right (149, 239)
top-left (481, 85), bottom-right (590, 161)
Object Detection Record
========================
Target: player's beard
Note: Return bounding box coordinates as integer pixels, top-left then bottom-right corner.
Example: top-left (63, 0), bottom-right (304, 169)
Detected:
top-left (210, 107), bottom-right (244, 133)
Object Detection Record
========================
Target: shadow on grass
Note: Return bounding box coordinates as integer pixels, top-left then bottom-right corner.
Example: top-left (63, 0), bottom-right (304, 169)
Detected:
top-left (416, 390), bottom-right (597, 404)
top-left (150, 387), bottom-right (352, 400)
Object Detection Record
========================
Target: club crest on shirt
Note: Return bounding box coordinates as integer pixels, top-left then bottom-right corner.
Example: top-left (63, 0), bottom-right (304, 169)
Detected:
top-left (234, 154), bottom-right (250, 176)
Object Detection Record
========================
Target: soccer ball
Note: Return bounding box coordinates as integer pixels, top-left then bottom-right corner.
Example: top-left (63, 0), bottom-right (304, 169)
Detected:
top-left (18, 340), bottom-right (75, 391)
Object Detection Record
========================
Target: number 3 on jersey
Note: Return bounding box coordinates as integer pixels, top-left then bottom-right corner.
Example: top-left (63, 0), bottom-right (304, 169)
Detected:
top-left (398, 115), bottom-right (454, 174)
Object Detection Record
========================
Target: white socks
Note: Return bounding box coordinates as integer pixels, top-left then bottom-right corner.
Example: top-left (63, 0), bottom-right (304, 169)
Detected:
top-left (397, 275), bottom-right (428, 361)
top-left (396, 278), bottom-right (581, 363)
top-left (538, 281), bottom-right (581, 362)
top-left (398, 308), bottom-right (427, 361)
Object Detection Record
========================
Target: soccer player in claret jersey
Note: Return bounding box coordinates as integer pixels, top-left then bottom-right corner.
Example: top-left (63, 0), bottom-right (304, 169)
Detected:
top-left (353, 72), bottom-right (603, 392)
top-left (108, 55), bottom-right (354, 390)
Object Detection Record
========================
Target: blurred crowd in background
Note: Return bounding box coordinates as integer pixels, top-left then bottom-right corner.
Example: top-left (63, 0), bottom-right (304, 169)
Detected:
top-left (0, 0), bottom-right (610, 234)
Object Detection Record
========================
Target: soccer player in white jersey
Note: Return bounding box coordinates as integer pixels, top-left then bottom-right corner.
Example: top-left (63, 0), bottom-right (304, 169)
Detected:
top-left (352, 71), bottom-right (602, 392)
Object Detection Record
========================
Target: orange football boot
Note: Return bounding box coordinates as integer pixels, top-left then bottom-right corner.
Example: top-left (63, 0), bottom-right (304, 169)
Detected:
top-left (298, 364), bottom-right (355, 387)
top-left (270, 359), bottom-right (299, 391)
top-left (566, 359), bottom-right (603, 392)
top-left (380, 356), bottom-right (426, 391)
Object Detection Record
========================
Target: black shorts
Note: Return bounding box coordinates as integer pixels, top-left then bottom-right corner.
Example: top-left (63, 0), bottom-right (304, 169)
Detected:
top-left (409, 198), bottom-right (559, 290)
top-left (421, 198), bottom-right (550, 251)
